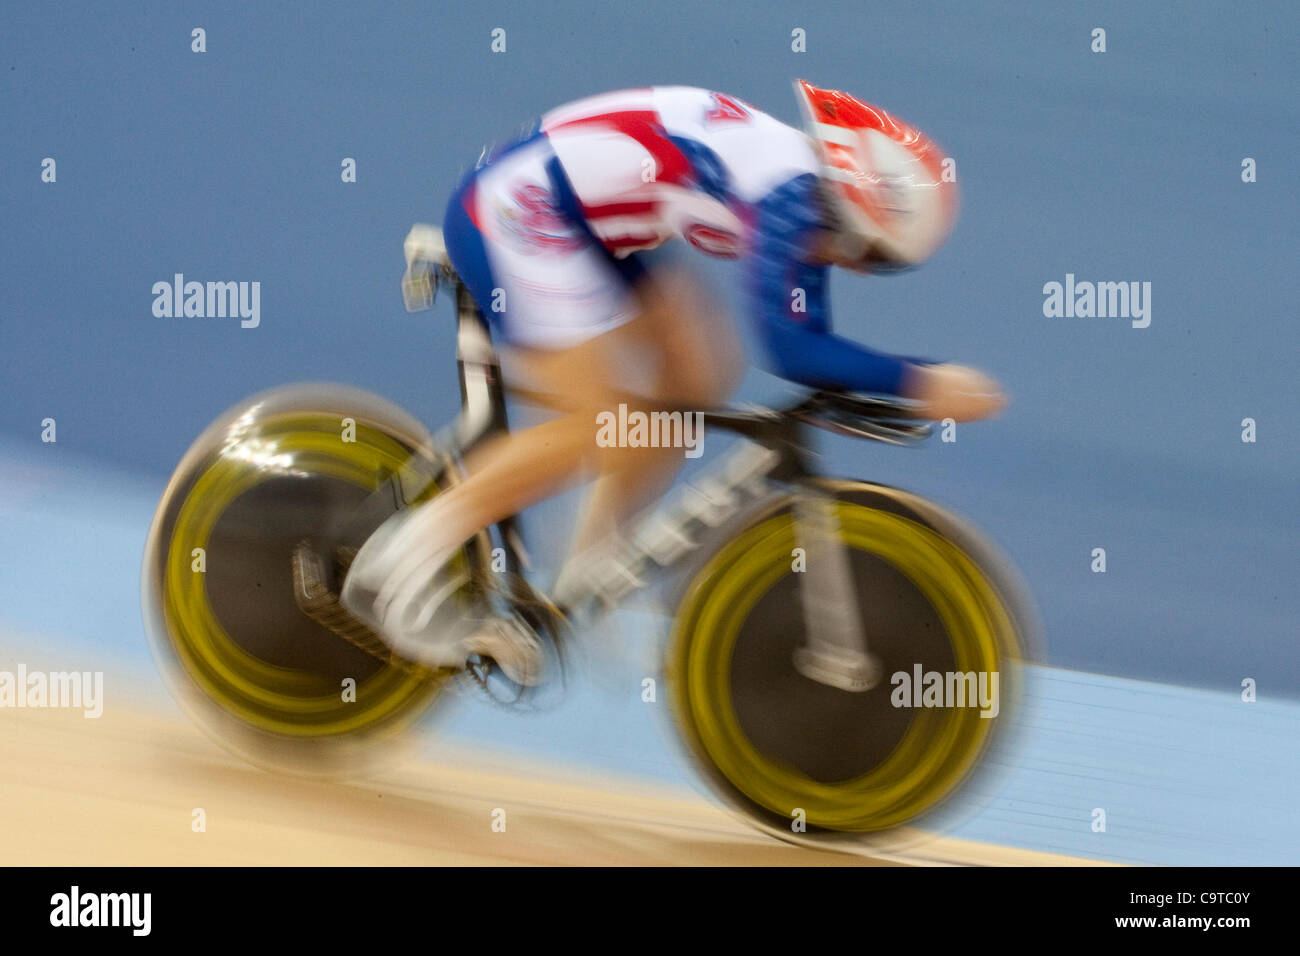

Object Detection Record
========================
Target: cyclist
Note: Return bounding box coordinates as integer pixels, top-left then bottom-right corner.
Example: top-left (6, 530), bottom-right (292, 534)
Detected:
top-left (341, 82), bottom-right (1006, 684)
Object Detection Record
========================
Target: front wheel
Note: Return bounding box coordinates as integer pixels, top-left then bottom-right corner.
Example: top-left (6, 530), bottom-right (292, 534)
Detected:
top-left (667, 479), bottom-right (1036, 848)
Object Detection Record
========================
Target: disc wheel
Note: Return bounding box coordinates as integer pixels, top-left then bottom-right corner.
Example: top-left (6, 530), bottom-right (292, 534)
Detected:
top-left (142, 385), bottom-right (463, 775)
top-left (668, 479), bottom-right (1033, 844)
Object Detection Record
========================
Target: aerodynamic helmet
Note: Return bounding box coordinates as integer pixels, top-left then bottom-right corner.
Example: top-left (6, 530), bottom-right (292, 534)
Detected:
top-left (794, 79), bottom-right (958, 270)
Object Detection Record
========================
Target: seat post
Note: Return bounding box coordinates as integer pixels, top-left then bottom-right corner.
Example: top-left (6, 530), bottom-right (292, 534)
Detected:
top-left (452, 279), bottom-right (510, 452)
top-left (448, 276), bottom-right (531, 579)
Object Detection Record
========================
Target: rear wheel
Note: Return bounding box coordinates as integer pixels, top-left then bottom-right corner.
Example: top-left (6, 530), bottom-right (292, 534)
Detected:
top-left (142, 384), bottom-right (468, 776)
top-left (667, 479), bottom-right (1034, 847)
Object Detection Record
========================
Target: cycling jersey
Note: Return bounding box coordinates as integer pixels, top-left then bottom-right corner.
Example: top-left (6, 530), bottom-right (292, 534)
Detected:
top-left (441, 86), bottom-right (934, 395)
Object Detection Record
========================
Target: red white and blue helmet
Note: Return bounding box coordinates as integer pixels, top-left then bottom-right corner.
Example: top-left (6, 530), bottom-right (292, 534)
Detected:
top-left (795, 79), bottom-right (958, 269)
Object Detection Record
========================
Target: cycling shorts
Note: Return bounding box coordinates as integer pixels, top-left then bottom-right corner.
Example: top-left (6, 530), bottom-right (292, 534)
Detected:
top-left (442, 132), bottom-right (648, 349)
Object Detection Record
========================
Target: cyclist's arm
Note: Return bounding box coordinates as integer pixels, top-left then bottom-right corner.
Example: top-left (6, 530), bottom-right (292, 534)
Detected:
top-left (745, 173), bottom-right (936, 396)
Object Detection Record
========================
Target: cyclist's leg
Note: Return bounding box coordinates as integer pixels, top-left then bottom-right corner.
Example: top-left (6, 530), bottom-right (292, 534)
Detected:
top-left (427, 266), bottom-right (741, 563)
top-left (350, 282), bottom-right (741, 631)
top-left (561, 261), bottom-right (742, 558)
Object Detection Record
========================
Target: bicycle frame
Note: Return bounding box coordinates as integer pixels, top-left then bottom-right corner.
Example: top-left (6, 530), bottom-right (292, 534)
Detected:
top-left (434, 263), bottom-right (935, 637)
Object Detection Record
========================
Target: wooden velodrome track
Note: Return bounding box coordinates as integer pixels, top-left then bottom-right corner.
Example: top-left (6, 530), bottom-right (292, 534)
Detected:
top-left (0, 688), bottom-right (1100, 866)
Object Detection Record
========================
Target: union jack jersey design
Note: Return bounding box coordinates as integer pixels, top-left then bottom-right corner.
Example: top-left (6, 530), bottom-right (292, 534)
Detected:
top-left (540, 86), bottom-right (819, 259)
top-left (441, 86), bottom-right (935, 394)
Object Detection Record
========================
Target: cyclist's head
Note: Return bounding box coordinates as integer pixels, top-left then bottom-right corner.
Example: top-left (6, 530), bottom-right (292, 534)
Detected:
top-left (795, 79), bottom-right (958, 273)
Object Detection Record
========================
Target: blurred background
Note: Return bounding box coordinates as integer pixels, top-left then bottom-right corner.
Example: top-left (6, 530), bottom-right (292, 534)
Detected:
top-left (1, 0), bottom-right (1297, 864)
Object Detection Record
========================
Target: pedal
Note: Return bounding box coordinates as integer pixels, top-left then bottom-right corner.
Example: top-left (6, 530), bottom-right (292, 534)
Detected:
top-left (291, 539), bottom-right (418, 670)
top-left (456, 573), bottom-right (571, 711)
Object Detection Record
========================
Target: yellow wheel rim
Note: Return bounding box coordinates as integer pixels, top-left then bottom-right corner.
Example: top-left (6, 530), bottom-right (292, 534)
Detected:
top-left (161, 412), bottom-right (446, 738)
top-left (670, 501), bottom-right (1016, 831)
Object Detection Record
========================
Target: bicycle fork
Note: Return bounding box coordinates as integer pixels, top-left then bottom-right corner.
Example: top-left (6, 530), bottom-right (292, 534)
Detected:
top-left (791, 491), bottom-right (882, 692)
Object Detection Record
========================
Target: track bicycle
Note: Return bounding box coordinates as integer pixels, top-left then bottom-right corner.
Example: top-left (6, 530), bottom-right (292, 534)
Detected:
top-left (142, 228), bottom-right (1037, 848)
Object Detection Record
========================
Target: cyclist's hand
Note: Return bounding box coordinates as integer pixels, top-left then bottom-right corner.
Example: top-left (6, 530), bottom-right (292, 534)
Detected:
top-left (906, 363), bottom-right (1007, 422)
